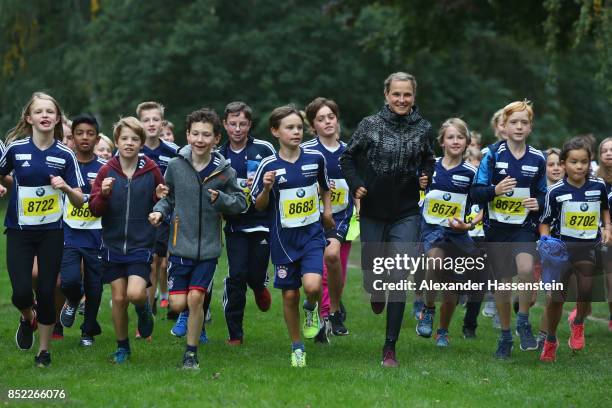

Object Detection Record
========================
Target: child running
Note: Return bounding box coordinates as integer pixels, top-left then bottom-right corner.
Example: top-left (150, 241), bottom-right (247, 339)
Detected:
top-left (302, 97), bottom-right (353, 339)
top-left (59, 114), bottom-right (107, 347)
top-left (415, 118), bottom-right (482, 346)
top-left (252, 105), bottom-right (334, 367)
top-left (471, 100), bottom-right (547, 359)
top-left (0, 92), bottom-right (85, 367)
top-left (539, 137), bottom-right (610, 362)
top-left (597, 138), bottom-right (612, 332)
top-left (149, 108), bottom-right (247, 369)
top-left (89, 117), bottom-right (166, 363)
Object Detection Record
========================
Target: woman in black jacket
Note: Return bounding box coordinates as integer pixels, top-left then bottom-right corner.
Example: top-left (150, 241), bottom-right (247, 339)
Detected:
top-left (340, 72), bottom-right (436, 367)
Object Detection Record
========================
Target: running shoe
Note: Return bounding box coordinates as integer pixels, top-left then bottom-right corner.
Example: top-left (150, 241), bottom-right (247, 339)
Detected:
top-left (482, 301), bottom-right (497, 318)
top-left (80, 334), bottom-right (95, 347)
top-left (568, 319), bottom-right (585, 351)
top-left (339, 301), bottom-right (347, 322)
top-left (436, 331), bottom-right (450, 347)
top-left (226, 338), bottom-right (244, 346)
top-left (171, 311), bottom-right (188, 337)
top-left (136, 302), bottom-right (154, 339)
top-left (60, 301), bottom-right (79, 328)
top-left (567, 308), bottom-right (577, 324)
top-left (291, 349), bottom-right (306, 367)
top-left (314, 318), bottom-right (331, 344)
top-left (52, 322), bottom-right (64, 340)
top-left (516, 322), bottom-right (538, 351)
top-left (200, 327), bottom-right (209, 345)
top-left (34, 350), bottom-right (51, 368)
top-left (381, 348), bottom-right (399, 368)
top-left (416, 308), bottom-right (434, 338)
top-left (110, 347), bottom-right (131, 364)
top-left (160, 299), bottom-right (169, 309)
top-left (16, 315), bottom-right (37, 350)
top-left (462, 327), bottom-right (476, 339)
top-left (494, 338), bottom-right (513, 360)
top-left (329, 311), bottom-right (349, 336)
top-left (539, 339), bottom-right (558, 362)
top-left (302, 303), bottom-right (321, 339)
top-left (182, 351), bottom-right (199, 369)
top-left (254, 287), bottom-right (272, 312)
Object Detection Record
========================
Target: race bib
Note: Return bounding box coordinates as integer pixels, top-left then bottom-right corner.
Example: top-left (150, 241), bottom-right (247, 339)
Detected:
top-left (422, 190), bottom-right (467, 227)
top-left (18, 185), bottom-right (61, 226)
top-left (279, 183), bottom-right (319, 228)
top-left (560, 201), bottom-right (600, 240)
top-left (63, 198), bottom-right (101, 230)
top-left (330, 178), bottom-right (349, 213)
top-left (488, 187), bottom-right (530, 224)
top-left (466, 205), bottom-right (484, 237)
top-left (237, 178), bottom-right (252, 207)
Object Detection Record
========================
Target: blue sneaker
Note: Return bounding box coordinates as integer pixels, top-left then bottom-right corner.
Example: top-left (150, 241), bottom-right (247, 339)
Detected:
top-left (515, 322), bottom-right (538, 351)
top-left (199, 327), bottom-right (208, 345)
top-left (436, 331), bottom-right (450, 347)
top-left (136, 302), bottom-right (154, 339)
top-left (110, 347), bottom-right (131, 364)
top-left (413, 299), bottom-right (425, 320)
top-left (494, 338), bottom-right (513, 360)
top-left (416, 308), bottom-right (434, 338)
top-left (171, 311), bottom-right (188, 337)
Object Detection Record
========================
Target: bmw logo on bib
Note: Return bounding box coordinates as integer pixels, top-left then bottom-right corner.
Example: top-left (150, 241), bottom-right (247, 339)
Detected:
top-left (36, 187), bottom-right (45, 197)
top-left (580, 203), bottom-right (589, 212)
top-left (443, 193), bottom-right (451, 201)
top-left (240, 180), bottom-right (247, 188)
top-left (505, 191), bottom-right (514, 197)
top-left (296, 188), bottom-right (305, 198)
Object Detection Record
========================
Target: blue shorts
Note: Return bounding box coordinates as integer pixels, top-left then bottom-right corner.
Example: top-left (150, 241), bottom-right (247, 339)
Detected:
top-left (421, 222), bottom-right (478, 256)
top-left (167, 256), bottom-right (217, 294)
top-left (485, 226), bottom-right (537, 279)
top-left (325, 211), bottom-right (352, 243)
top-left (274, 249), bottom-right (324, 290)
top-left (102, 261), bottom-right (151, 285)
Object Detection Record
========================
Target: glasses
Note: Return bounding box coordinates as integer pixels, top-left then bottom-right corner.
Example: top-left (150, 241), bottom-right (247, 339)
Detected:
top-left (227, 122), bottom-right (250, 130)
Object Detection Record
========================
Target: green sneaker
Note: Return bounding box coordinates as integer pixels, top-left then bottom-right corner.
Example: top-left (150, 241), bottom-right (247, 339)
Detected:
top-left (109, 347), bottom-right (131, 364)
top-left (302, 303), bottom-right (321, 339)
top-left (291, 348), bottom-right (306, 367)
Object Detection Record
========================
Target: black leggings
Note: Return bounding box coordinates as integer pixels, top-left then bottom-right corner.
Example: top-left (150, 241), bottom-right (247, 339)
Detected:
top-left (6, 228), bottom-right (64, 325)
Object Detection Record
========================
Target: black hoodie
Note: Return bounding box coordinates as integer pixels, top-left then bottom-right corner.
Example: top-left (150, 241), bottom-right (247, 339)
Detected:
top-left (340, 104), bottom-right (435, 221)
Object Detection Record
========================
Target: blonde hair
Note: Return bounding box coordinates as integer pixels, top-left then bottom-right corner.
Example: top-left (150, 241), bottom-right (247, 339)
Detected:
top-left (6, 92), bottom-right (65, 144)
top-left (113, 117), bottom-right (146, 145)
top-left (437, 118), bottom-right (471, 148)
top-left (136, 101), bottom-right (165, 119)
top-left (501, 100), bottom-right (534, 125)
top-left (597, 137), bottom-right (612, 184)
top-left (465, 146), bottom-right (482, 162)
top-left (98, 133), bottom-right (115, 151)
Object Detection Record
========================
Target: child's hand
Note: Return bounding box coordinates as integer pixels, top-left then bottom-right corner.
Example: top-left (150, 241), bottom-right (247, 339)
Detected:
top-left (448, 217), bottom-right (471, 232)
top-left (247, 178), bottom-right (254, 188)
top-left (208, 189), bottom-right (219, 203)
top-left (522, 198), bottom-right (539, 212)
top-left (148, 212), bottom-right (163, 226)
top-left (603, 228), bottom-right (612, 246)
top-left (156, 184), bottom-right (169, 199)
top-left (50, 175), bottom-right (67, 192)
top-left (322, 210), bottom-right (335, 230)
top-left (263, 171), bottom-right (276, 191)
top-left (354, 186), bottom-right (367, 199)
top-left (494, 176), bottom-right (516, 195)
top-left (0, 184), bottom-right (7, 197)
top-left (101, 177), bottom-right (115, 196)
top-left (418, 173), bottom-right (428, 189)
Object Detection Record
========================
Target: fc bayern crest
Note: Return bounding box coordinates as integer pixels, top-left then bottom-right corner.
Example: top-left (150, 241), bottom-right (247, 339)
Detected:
top-left (276, 266), bottom-right (288, 279)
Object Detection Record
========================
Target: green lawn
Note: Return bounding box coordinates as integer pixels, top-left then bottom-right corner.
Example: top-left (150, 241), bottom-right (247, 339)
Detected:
top-left (0, 214), bottom-right (611, 407)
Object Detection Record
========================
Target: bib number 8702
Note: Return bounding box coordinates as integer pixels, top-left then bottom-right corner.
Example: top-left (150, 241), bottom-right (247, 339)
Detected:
top-left (568, 215), bottom-right (596, 227)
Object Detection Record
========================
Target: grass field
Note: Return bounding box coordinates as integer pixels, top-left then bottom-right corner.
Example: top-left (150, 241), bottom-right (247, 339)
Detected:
top-left (1, 213), bottom-right (612, 407)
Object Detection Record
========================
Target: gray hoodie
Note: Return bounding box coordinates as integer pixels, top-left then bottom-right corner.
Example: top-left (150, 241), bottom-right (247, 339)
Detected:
top-left (153, 146), bottom-right (247, 261)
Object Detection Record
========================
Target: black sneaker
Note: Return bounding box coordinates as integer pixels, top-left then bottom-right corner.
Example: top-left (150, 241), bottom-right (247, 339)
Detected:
top-left (314, 318), bottom-right (330, 344)
top-left (462, 327), bottom-right (477, 339)
top-left (136, 302), bottom-right (155, 338)
top-left (16, 315), bottom-right (37, 350)
top-left (182, 351), bottom-right (199, 369)
top-left (339, 301), bottom-right (347, 323)
top-left (80, 334), bottom-right (95, 347)
top-left (329, 311), bottom-right (349, 336)
top-left (35, 350), bottom-right (51, 368)
top-left (52, 322), bottom-right (64, 340)
top-left (60, 301), bottom-right (79, 328)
